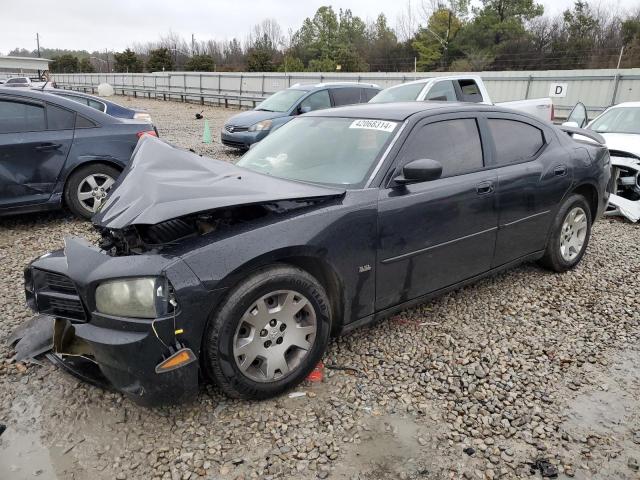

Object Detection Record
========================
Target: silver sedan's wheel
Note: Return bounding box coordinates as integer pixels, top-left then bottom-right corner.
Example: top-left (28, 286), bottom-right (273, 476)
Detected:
top-left (233, 290), bottom-right (317, 383)
top-left (559, 206), bottom-right (588, 261)
top-left (76, 173), bottom-right (115, 213)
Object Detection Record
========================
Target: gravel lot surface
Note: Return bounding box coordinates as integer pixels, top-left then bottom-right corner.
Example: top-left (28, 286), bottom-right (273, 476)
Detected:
top-left (1, 97), bottom-right (639, 480)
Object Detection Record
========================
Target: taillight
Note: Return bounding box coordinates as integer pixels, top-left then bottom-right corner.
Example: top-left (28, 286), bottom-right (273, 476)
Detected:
top-left (137, 130), bottom-right (158, 139)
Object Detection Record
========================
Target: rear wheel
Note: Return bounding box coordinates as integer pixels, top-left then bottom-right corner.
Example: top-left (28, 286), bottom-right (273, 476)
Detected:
top-left (64, 164), bottom-right (120, 219)
top-left (203, 265), bottom-right (331, 400)
top-left (539, 194), bottom-right (592, 272)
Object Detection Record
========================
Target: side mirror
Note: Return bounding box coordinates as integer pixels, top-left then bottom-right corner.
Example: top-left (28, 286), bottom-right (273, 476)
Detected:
top-left (394, 159), bottom-right (442, 185)
top-left (298, 105), bottom-right (311, 115)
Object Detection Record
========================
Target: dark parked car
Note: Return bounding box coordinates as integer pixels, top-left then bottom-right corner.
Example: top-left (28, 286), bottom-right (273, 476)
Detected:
top-left (0, 87), bottom-right (157, 219)
top-left (221, 82), bottom-right (380, 150)
top-left (14, 102), bottom-right (610, 405)
top-left (46, 89), bottom-right (152, 123)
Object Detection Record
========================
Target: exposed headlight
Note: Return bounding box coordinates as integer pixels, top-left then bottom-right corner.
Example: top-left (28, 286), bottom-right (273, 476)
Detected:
top-left (134, 112), bottom-right (153, 123)
top-left (248, 119), bottom-right (272, 132)
top-left (95, 277), bottom-right (169, 319)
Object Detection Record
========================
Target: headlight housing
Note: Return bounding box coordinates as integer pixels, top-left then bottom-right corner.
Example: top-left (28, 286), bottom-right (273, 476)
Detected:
top-left (248, 119), bottom-right (272, 132)
top-left (95, 277), bottom-right (170, 319)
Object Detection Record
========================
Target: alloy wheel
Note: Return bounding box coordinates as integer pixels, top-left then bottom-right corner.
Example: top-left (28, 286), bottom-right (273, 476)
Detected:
top-left (76, 173), bottom-right (115, 213)
top-left (233, 290), bottom-right (317, 382)
top-left (559, 206), bottom-right (588, 261)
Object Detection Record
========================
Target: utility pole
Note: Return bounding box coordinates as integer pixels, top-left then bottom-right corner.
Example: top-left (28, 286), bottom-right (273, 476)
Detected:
top-left (191, 34), bottom-right (195, 56)
top-left (617, 45), bottom-right (625, 69)
top-left (105, 49), bottom-right (110, 72)
top-left (36, 33), bottom-right (41, 57)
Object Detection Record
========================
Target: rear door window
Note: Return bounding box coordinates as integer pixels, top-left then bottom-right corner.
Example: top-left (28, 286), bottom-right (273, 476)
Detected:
top-left (0, 99), bottom-right (46, 133)
top-left (487, 119), bottom-right (545, 165)
top-left (330, 87), bottom-right (362, 106)
top-left (299, 90), bottom-right (331, 112)
top-left (400, 118), bottom-right (484, 177)
top-left (425, 80), bottom-right (457, 101)
top-left (457, 79), bottom-right (483, 102)
top-left (47, 104), bottom-right (75, 130)
top-left (362, 88), bottom-right (379, 102)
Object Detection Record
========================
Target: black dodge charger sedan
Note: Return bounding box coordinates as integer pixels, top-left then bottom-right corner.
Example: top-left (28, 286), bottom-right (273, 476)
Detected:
top-left (13, 102), bottom-right (611, 405)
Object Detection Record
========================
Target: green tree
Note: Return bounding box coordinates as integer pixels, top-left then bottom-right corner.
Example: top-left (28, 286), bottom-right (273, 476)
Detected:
top-left (146, 47), bottom-right (174, 72)
top-left (113, 48), bottom-right (143, 73)
top-left (185, 54), bottom-right (216, 71)
top-left (307, 57), bottom-right (336, 72)
top-left (279, 55), bottom-right (305, 72)
top-left (413, 8), bottom-right (464, 70)
top-left (78, 57), bottom-right (95, 73)
top-left (246, 32), bottom-right (279, 72)
top-left (50, 54), bottom-right (79, 73)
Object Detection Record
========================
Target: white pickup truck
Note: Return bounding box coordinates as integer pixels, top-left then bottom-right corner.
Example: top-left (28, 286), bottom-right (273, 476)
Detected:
top-left (369, 75), bottom-right (554, 122)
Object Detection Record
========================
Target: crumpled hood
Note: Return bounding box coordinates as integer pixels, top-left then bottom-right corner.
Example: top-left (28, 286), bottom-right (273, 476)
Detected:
top-left (600, 133), bottom-right (640, 158)
top-left (225, 109), bottom-right (286, 128)
top-left (92, 137), bottom-right (345, 229)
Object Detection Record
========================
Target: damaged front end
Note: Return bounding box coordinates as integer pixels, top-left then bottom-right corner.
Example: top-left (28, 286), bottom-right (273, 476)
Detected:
top-left (607, 151), bottom-right (640, 222)
top-left (9, 137), bottom-right (345, 405)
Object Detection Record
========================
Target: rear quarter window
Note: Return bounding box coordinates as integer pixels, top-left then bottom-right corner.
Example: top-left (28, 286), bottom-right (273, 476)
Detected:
top-left (488, 119), bottom-right (545, 165)
top-left (47, 104), bottom-right (75, 130)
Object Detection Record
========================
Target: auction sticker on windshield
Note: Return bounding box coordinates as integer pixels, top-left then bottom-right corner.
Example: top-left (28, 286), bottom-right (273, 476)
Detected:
top-left (349, 119), bottom-right (397, 132)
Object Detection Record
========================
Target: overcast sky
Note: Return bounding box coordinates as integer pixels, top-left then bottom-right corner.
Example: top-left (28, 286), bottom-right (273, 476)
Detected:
top-left (1, 0), bottom-right (637, 55)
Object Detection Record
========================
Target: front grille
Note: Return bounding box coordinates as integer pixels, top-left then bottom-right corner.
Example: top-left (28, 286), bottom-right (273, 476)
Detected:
top-left (32, 269), bottom-right (86, 322)
top-left (43, 272), bottom-right (76, 294)
top-left (224, 124), bottom-right (248, 133)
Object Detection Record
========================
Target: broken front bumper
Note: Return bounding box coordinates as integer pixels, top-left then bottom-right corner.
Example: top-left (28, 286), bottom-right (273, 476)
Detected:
top-left (11, 314), bottom-right (199, 405)
top-left (11, 236), bottom-right (217, 406)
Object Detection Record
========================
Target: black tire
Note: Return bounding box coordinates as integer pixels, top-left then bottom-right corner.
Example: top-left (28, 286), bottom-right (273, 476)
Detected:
top-left (203, 264), bottom-right (332, 400)
top-left (539, 194), bottom-right (592, 272)
top-left (64, 164), bottom-right (120, 219)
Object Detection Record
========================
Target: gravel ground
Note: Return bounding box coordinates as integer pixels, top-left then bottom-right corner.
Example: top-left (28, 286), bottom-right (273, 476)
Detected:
top-left (1, 97), bottom-right (639, 480)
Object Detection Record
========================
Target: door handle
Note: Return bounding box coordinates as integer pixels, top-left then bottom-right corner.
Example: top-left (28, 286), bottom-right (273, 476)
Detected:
top-left (476, 181), bottom-right (494, 195)
top-left (554, 165), bottom-right (568, 176)
top-left (34, 143), bottom-right (62, 151)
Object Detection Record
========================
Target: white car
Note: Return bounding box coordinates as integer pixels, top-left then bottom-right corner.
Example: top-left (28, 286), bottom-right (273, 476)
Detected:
top-left (3, 76), bottom-right (50, 88)
top-left (566, 102), bottom-right (640, 221)
top-left (369, 75), bottom-right (555, 122)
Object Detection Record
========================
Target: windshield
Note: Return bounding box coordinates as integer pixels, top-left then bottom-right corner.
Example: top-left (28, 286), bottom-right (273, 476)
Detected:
top-left (237, 117), bottom-right (398, 187)
top-left (590, 107), bottom-right (640, 135)
top-left (369, 82), bottom-right (426, 103)
top-left (256, 89), bottom-right (307, 113)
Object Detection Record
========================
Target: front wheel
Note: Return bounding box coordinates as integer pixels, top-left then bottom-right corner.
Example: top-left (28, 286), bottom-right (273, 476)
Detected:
top-left (539, 194), bottom-right (592, 272)
top-left (203, 265), bottom-right (332, 400)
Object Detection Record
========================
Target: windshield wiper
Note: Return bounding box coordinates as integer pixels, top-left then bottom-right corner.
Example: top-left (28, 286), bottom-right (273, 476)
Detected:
top-left (255, 108), bottom-right (274, 112)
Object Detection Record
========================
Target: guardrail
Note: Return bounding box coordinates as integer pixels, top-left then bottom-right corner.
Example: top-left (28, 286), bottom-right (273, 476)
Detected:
top-left (53, 69), bottom-right (640, 119)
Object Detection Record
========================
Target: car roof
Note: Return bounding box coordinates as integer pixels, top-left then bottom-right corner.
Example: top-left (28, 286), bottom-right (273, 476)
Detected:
top-left (304, 101), bottom-right (512, 121)
top-left (0, 86), bottom-right (123, 124)
top-left (383, 74), bottom-right (484, 89)
top-left (608, 102), bottom-right (640, 108)
top-left (290, 82), bottom-right (380, 91)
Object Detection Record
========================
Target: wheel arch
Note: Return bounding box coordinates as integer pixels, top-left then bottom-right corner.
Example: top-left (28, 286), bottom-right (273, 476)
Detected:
top-left (209, 247), bottom-right (346, 337)
top-left (570, 181), bottom-right (599, 220)
top-left (61, 160), bottom-right (124, 206)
